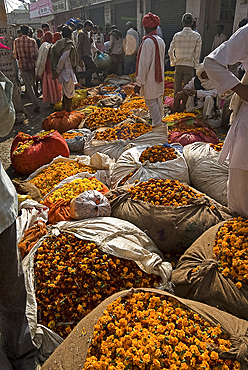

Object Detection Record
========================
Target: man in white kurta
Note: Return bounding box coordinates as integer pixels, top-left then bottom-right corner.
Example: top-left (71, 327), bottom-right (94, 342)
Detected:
top-left (204, 24), bottom-right (248, 217)
top-left (134, 12), bottom-right (165, 126)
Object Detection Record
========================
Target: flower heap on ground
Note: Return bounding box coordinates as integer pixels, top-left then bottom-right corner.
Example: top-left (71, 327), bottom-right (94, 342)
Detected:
top-left (13, 130), bottom-right (55, 155)
top-left (139, 145), bottom-right (177, 163)
top-left (83, 292), bottom-right (240, 370)
top-left (163, 113), bottom-right (196, 123)
top-left (34, 234), bottom-right (161, 337)
top-left (213, 217), bottom-right (248, 289)
top-left (73, 95), bottom-right (104, 109)
top-left (128, 179), bottom-right (203, 206)
top-left (94, 121), bottom-right (152, 141)
top-left (30, 161), bottom-right (95, 197)
top-left (85, 107), bottom-right (133, 130)
top-left (47, 178), bottom-right (103, 203)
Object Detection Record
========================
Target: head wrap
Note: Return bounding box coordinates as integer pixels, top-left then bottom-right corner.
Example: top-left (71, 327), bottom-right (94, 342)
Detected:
top-left (196, 63), bottom-right (214, 90)
top-left (53, 32), bottom-right (61, 44)
top-left (142, 12), bottom-right (160, 28)
top-left (43, 31), bottom-right (53, 44)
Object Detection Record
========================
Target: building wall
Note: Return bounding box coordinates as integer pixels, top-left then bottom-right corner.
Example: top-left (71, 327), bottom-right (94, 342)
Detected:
top-left (233, 0), bottom-right (248, 31)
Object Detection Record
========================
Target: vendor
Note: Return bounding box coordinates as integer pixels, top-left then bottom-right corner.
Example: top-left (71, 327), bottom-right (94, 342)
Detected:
top-left (173, 63), bottom-right (219, 120)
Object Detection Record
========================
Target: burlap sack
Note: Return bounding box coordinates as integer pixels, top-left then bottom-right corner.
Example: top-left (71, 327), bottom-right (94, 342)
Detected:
top-left (106, 187), bottom-right (233, 257)
top-left (41, 287), bottom-right (248, 370)
top-left (172, 222), bottom-right (248, 321)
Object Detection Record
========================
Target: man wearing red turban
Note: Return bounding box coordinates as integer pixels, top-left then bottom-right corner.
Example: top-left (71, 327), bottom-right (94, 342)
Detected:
top-left (134, 13), bottom-right (166, 127)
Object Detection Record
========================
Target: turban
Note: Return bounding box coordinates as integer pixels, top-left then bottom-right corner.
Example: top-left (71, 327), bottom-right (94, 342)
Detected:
top-left (43, 31), bottom-right (53, 44)
top-left (142, 12), bottom-right (160, 28)
top-left (53, 32), bottom-right (61, 44)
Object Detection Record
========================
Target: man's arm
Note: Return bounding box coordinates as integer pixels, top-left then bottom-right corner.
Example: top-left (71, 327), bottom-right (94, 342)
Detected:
top-left (193, 35), bottom-right (202, 69)
top-left (136, 39), bottom-right (153, 87)
top-left (77, 32), bottom-right (85, 60)
top-left (13, 39), bottom-right (18, 60)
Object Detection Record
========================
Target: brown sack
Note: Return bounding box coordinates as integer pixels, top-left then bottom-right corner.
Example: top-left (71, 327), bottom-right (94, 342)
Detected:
top-left (12, 179), bottom-right (42, 202)
top-left (106, 187), bottom-right (233, 257)
top-left (41, 287), bottom-right (248, 370)
top-left (172, 222), bottom-right (248, 322)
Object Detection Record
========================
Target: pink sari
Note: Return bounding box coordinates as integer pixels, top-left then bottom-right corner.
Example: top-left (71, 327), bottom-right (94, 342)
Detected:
top-left (42, 55), bottom-right (62, 104)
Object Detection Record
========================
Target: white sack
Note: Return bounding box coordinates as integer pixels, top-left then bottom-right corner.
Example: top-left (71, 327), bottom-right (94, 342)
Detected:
top-left (84, 124), bottom-right (168, 160)
top-left (183, 142), bottom-right (228, 206)
top-left (111, 144), bottom-right (190, 188)
top-left (16, 199), bottom-right (49, 243)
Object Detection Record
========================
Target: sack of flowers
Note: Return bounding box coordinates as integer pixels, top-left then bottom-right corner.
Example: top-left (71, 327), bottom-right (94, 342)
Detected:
top-left (183, 142), bottom-right (228, 205)
top-left (23, 217), bottom-right (172, 340)
top-left (111, 143), bottom-right (189, 188)
top-left (27, 154), bottom-right (113, 198)
top-left (42, 287), bottom-right (247, 370)
top-left (11, 130), bottom-right (70, 175)
top-left (42, 173), bottom-right (109, 224)
top-left (42, 110), bottom-right (85, 134)
top-left (172, 217), bottom-right (248, 322)
top-left (84, 120), bottom-right (168, 160)
top-left (61, 129), bottom-right (91, 153)
top-left (107, 178), bottom-right (233, 258)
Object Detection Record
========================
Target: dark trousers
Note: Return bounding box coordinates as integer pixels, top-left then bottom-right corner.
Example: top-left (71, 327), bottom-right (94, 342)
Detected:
top-left (81, 56), bottom-right (98, 87)
top-left (0, 222), bottom-right (38, 369)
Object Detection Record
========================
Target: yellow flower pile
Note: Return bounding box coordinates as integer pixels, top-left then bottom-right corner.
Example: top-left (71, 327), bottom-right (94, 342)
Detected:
top-left (61, 132), bottom-right (83, 139)
top-left (164, 88), bottom-right (174, 97)
top-left (121, 97), bottom-right (148, 110)
top-left (213, 217), bottom-right (248, 289)
top-left (34, 235), bottom-right (161, 337)
top-left (30, 161), bottom-right (95, 197)
top-left (163, 113), bottom-right (196, 122)
top-left (83, 292), bottom-right (240, 370)
top-left (85, 107), bottom-right (131, 131)
top-left (139, 145), bottom-right (177, 163)
top-left (47, 178), bottom-right (103, 203)
top-left (128, 179), bottom-right (203, 206)
top-left (94, 121), bottom-right (152, 141)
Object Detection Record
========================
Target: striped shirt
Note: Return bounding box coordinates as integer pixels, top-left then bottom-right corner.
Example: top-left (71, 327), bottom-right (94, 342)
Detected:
top-left (168, 27), bottom-right (202, 69)
top-left (14, 35), bottom-right (38, 71)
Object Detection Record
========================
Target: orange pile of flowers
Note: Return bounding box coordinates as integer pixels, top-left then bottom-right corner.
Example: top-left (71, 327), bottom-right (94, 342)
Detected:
top-left (73, 95), bottom-right (104, 109)
top-left (213, 217), bottom-right (248, 290)
top-left (210, 143), bottom-right (224, 152)
top-left (29, 161), bottom-right (95, 197)
top-left (85, 107), bottom-right (131, 130)
top-left (94, 121), bottom-right (152, 141)
top-left (139, 145), bottom-right (177, 163)
top-left (121, 97), bottom-right (148, 110)
top-left (62, 132), bottom-right (83, 139)
top-left (34, 234), bottom-right (161, 337)
top-left (83, 292), bottom-right (240, 370)
top-left (164, 88), bottom-right (174, 97)
top-left (163, 112), bottom-right (196, 122)
top-left (128, 179), bottom-right (203, 206)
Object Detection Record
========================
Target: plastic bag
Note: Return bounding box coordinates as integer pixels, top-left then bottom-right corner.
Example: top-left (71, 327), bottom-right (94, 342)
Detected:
top-left (70, 190), bottom-right (111, 219)
top-left (0, 72), bottom-right (15, 137)
top-left (94, 52), bottom-right (111, 70)
top-left (64, 129), bottom-right (91, 152)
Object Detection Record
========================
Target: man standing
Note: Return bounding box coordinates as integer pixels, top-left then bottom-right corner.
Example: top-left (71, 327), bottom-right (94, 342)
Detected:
top-left (124, 21), bottom-right (139, 75)
top-left (13, 24), bottom-right (39, 111)
top-left (134, 12), bottom-right (165, 126)
top-left (204, 23), bottom-right (248, 218)
top-left (77, 20), bottom-right (98, 87)
top-left (211, 24), bottom-right (227, 51)
top-left (168, 13), bottom-right (202, 96)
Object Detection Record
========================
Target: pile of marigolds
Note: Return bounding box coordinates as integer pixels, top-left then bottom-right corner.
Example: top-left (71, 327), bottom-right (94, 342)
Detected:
top-left (47, 178), bottom-right (103, 203)
top-left (73, 95), bottom-right (104, 109)
top-left (83, 292), bottom-right (240, 370)
top-left (85, 107), bottom-right (132, 130)
top-left (94, 121), bottom-right (152, 141)
top-left (128, 179), bottom-right (203, 206)
top-left (139, 145), bottom-right (177, 163)
top-left (163, 112), bottom-right (196, 123)
top-left (61, 132), bottom-right (83, 140)
top-left (13, 130), bottom-right (54, 155)
top-left (213, 217), bottom-right (248, 290)
top-left (30, 161), bottom-right (95, 197)
top-left (210, 143), bottom-right (224, 152)
top-left (121, 97), bottom-right (148, 110)
top-left (34, 234), bottom-right (161, 337)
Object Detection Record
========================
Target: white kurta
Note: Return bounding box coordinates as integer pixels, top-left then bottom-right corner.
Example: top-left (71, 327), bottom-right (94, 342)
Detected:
top-left (204, 24), bottom-right (248, 217)
top-left (136, 35), bottom-right (165, 100)
top-left (204, 24), bottom-right (248, 171)
top-left (56, 49), bottom-right (77, 98)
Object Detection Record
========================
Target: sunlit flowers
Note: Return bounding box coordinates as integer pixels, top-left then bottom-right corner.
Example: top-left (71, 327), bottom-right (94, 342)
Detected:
top-left (94, 120), bottom-right (152, 141)
top-left (139, 145), bottom-right (177, 163)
